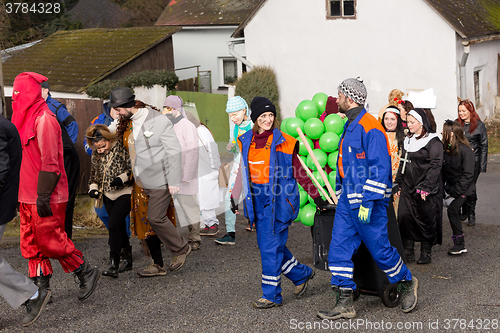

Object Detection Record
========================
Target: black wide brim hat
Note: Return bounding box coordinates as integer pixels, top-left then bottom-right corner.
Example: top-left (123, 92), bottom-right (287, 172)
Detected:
top-left (109, 87), bottom-right (135, 108)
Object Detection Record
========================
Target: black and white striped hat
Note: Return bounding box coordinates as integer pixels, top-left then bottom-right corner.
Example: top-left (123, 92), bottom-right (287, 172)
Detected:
top-left (338, 77), bottom-right (367, 105)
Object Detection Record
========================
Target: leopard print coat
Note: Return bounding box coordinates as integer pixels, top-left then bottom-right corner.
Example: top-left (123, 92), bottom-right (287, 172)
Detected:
top-left (89, 138), bottom-right (132, 195)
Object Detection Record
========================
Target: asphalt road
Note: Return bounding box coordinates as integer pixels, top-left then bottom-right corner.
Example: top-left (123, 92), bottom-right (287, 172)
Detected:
top-left (1, 158), bottom-right (499, 332)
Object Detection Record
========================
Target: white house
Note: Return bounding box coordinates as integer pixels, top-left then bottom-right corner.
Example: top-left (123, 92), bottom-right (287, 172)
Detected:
top-left (232, 0), bottom-right (500, 129)
top-left (155, 0), bottom-right (260, 93)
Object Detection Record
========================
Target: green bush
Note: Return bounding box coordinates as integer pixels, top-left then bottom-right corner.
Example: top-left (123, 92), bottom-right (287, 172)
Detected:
top-left (235, 66), bottom-right (281, 121)
top-left (86, 70), bottom-right (179, 99)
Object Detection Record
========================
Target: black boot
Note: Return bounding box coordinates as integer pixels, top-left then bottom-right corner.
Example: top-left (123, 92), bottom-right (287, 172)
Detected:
top-left (118, 246), bottom-right (133, 273)
top-left (467, 195), bottom-right (476, 226)
top-left (22, 288), bottom-right (51, 327)
top-left (417, 241), bottom-right (432, 264)
top-left (448, 235), bottom-right (467, 255)
top-left (32, 274), bottom-right (53, 304)
top-left (102, 252), bottom-right (120, 278)
top-left (317, 286), bottom-right (356, 320)
top-left (74, 258), bottom-right (100, 301)
top-left (403, 240), bottom-right (415, 263)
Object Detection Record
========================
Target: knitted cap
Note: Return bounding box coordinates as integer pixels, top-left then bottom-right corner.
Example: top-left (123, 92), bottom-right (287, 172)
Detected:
top-left (250, 96), bottom-right (276, 123)
top-left (337, 77), bottom-right (367, 105)
top-left (226, 96), bottom-right (249, 115)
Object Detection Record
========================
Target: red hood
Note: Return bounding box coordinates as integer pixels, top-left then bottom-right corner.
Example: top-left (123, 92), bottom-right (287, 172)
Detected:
top-left (11, 72), bottom-right (49, 145)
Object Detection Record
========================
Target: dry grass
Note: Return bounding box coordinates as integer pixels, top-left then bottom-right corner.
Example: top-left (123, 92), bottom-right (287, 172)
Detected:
top-left (4, 194), bottom-right (108, 239)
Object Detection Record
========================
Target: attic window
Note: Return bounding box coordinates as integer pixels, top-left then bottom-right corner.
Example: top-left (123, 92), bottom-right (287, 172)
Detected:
top-left (327, 0), bottom-right (356, 19)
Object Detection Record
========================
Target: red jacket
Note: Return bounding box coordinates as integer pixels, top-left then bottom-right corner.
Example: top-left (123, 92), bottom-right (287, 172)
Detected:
top-left (11, 72), bottom-right (68, 204)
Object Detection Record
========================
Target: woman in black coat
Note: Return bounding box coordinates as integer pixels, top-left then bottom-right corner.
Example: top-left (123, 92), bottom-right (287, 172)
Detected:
top-left (457, 99), bottom-right (488, 226)
top-left (442, 120), bottom-right (475, 255)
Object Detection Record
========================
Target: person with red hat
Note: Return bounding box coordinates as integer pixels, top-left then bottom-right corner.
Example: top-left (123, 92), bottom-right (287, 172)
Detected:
top-left (11, 72), bottom-right (99, 303)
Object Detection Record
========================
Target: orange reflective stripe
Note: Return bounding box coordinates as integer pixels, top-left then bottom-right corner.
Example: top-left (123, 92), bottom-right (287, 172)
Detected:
top-left (248, 135), bottom-right (272, 184)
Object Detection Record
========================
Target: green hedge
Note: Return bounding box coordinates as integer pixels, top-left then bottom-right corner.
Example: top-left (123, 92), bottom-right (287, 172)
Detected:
top-left (235, 66), bottom-right (281, 121)
top-left (86, 70), bottom-right (179, 99)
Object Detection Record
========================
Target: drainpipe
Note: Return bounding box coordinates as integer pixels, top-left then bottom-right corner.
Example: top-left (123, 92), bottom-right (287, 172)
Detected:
top-left (227, 40), bottom-right (253, 70)
top-left (459, 41), bottom-right (470, 99)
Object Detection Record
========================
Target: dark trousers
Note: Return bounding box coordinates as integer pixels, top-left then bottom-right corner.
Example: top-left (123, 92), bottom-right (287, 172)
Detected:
top-left (63, 147), bottom-right (80, 239)
top-left (103, 194), bottom-right (131, 253)
top-left (145, 235), bottom-right (163, 267)
top-left (448, 196), bottom-right (467, 236)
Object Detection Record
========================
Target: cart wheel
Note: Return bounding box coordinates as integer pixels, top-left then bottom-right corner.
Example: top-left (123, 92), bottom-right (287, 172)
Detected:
top-left (353, 288), bottom-right (360, 301)
top-left (381, 283), bottom-right (401, 308)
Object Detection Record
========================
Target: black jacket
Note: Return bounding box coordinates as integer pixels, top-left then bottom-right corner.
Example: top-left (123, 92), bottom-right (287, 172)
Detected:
top-left (0, 115), bottom-right (22, 225)
top-left (463, 120), bottom-right (488, 172)
top-left (442, 142), bottom-right (475, 198)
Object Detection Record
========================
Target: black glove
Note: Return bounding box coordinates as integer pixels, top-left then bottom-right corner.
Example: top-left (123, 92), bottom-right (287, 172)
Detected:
top-left (88, 190), bottom-right (100, 199)
top-left (0, 180), bottom-right (4, 191)
top-left (36, 171), bottom-right (61, 218)
top-left (110, 177), bottom-right (123, 187)
top-left (314, 196), bottom-right (329, 210)
top-left (230, 197), bottom-right (238, 214)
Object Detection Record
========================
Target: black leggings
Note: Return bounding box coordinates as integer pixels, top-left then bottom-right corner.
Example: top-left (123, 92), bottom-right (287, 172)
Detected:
top-left (448, 196), bottom-right (467, 236)
top-left (103, 194), bottom-right (131, 253)
top-left (145, 235), bottom-right (163, 268)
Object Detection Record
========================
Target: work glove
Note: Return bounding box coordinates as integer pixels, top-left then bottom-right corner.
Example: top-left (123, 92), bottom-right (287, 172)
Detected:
top-left (358, 205), bottom-right (372, 224)
top-left (313, 196), bottom-right (330, 211)
top-left (230, 197), bottom-right (238, 214)
top-left (36, 171), bottom-right (61, 218)
top-left (110, 177), bottom-right (123, 187)
top-left (88, 190), bottom-right (100, 199)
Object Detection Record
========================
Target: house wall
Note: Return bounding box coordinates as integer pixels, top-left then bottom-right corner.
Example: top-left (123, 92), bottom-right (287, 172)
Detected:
top-left (172, 27), bottom-right (246, 93)
top-left (104, 37), bottom-right (175, 81)
top-left (459, 39), bottom-right (500, 120)
top-left (243, 0), bottom-right (459, 132)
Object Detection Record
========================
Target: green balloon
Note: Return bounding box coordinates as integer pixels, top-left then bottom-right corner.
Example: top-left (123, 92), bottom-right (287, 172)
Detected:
top-left (343, 116), bottom-right (349, 125)
top-left (307, 194), bottom-right (314, 205)
top-left (328, 170), bottom-right (336, 189)
top-left (299, 203), bottom-right (316, 226)
top-left (298, 136), bottom-right (313, 156)
top-left (304, 118), bottom-right (324, 139)
top-left (295, 100), bottom-right (319, 122)
top-left (299, 189), bottom-right (308, 207)
top-left (328, 151), bottom-right (339, 170)
top-left (318, 132), bottom-right (340, 153)
top-left (307, 149), bottom-right (327, 170)
top-left (286, 117), bottom-right (305, 138)
top-left (324, 114), bottom-right (344, 135)
top-left (299, 155), bottom-right (307, 168)
top-left (312, 170), bottom-right (326, 188)
top-left (280, 117), bottom-right (290, 134)
top-left (312, 92), bottom-right (329, 114)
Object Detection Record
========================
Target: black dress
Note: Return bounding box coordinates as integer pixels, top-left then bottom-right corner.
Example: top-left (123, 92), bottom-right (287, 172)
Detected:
top-left (396, 134), bottom-right (444, 245)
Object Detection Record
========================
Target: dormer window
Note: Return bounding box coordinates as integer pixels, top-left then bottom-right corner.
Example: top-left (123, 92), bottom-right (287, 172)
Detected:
top-left (327, 0), bottom-right (356, 19)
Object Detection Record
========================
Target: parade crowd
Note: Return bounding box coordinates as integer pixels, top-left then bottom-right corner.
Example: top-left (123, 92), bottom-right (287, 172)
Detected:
top-left (0, 72), bottom-right (488, 326)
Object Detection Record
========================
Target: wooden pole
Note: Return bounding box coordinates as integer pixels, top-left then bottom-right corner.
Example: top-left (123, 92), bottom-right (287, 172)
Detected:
top-left (296, 155), bottom-right (334, 205)
top-left (296, 127), bottom-right (338, 204)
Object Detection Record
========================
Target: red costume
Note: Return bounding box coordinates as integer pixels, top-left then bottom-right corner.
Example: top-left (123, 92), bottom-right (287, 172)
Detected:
top-left (11, 72), bottom-right (83, 277)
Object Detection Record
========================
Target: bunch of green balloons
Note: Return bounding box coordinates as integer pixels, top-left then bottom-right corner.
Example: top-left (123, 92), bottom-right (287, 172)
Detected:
top-left (282, 92), bottom-right (346, 227)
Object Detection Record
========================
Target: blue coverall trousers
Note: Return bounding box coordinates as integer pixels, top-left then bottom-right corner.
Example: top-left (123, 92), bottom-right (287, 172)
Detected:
top-left (253, 183), bottom-right (313, 304)
top-left (328, 194), bottom-right (412, 290)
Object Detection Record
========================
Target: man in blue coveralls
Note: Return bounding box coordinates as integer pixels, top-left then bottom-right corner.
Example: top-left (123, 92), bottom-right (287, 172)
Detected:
top-left (317, 77), bottom-right (418, 320)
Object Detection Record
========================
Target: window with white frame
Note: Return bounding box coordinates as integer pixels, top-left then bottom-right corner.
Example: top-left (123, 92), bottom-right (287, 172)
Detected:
top-left (327, 0), bottom-right (356, 19)
top-left (474, 70), bottom-right (480, 107)
top-left (223, 59), bottom-right (238, 84)
top-left (219, 57), bottom-right (246, 87)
